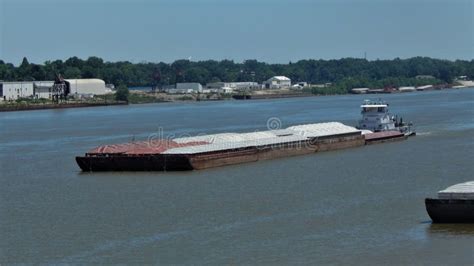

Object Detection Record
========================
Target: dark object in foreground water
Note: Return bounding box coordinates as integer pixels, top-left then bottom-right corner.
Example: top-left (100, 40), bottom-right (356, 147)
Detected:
top-left (425, 199), bottom-right (474, 223)
top-left (425, 181), bottom-right (474, 223)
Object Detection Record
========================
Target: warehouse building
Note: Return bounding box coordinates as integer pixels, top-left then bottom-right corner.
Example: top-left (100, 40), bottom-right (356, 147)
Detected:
top-left (66, 79), bottom-right (107, 95)
top-left (0, 81), bottom-right (34, 101)
top-left (0, 79), bottom-right (108, 101)
top-left (264, 76), bottom-right (291, 89)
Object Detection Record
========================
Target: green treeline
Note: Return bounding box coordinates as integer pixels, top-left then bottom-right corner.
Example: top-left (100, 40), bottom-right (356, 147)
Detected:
top-left (1, 57), bottom-right (473, 91)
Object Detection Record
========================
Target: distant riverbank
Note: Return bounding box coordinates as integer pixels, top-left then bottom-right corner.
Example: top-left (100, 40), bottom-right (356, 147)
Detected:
top-left (130, 85), bottom-right (473, 103)
top-left (1, 86), bottom-right (472, 112)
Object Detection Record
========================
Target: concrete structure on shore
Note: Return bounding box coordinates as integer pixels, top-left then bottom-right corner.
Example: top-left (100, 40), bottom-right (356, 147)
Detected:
top-left (351, 88), bottom-right (370, 94)
top-left (416, 85), bottom-right (433, 91)
top-left (398, 86), bottom-right (416, 92)
top-left (264, 76), bottom-right (291, 89)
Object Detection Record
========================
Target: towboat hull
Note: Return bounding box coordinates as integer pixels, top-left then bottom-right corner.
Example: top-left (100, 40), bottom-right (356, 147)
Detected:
top-left (425, 198), bottom-right (474, 223)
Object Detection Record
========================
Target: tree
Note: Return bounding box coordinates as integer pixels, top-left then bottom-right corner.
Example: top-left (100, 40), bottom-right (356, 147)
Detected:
top-left (0, 56), bottom-right (471, 89)
top-left (30, 64), bottom-right (46, 80)
top-left (438, 66), bottom-right (453, 83)
top-left (64, 67), bottom-right (82, 79)
top-left (115, 84), bottom-right (129, 102)
top-left (65, 56), bottom-right (84, 68)
top-left (86, 56), bottom-right (104, 68)
top-left (20, 57), bottom-right (30, 68)
top-left (18, 57), bottom-right (32, 80)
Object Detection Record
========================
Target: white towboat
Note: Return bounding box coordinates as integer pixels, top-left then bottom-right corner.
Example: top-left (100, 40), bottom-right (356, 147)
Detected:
top-left (356, 99), bottom-right (415, 136)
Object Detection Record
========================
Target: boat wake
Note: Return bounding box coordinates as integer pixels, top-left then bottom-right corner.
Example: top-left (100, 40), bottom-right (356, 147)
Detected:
top-left (415, 132), bottom-right (432, 136)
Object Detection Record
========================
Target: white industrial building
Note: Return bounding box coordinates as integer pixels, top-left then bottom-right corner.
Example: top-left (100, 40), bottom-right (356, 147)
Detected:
top-left (34, 79), bottom-right (109, 99)
top-left (0, 81), bottom-right (34, 101)
top-left (264, 76), bottom-right (291, 89)
top-left (35, 79), bottom-right (108, 99)
top-left (66, 79), bottom-right (107, 95)
top-left (33, 81), bottom-right (55, 99)
top-left (0, 79), bottom-right (108, 101)
top-left (165, 83), bottom-right (203, 94)
top-left (206, 82), bottom-right (259, 91)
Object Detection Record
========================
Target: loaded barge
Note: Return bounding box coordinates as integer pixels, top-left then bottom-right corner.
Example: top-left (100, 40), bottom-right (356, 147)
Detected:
top-left (76, 100), bottom-right (414, 171)
top-left (425, 181), bottom-right (474, 223)
top-left (77, 122), bottom-right (366, 171)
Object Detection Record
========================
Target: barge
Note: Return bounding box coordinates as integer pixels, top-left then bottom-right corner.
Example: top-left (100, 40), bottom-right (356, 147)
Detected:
top-left (76, 122), bottom-right (366, 171)
top-left (76, 100), bottom-right (415, 171)
top-left (425, 181), bottom-right (474, 223)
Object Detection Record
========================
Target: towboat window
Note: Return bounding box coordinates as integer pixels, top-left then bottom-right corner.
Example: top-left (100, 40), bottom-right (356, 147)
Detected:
top-left (363, 107), bottom-right (377, 112)
top-left (378, 107), bottom-right (384, 112)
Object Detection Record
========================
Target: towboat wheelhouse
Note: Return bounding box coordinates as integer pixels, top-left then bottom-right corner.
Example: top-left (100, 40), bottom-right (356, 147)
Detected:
top-left (357, 100), bottom-right (396, 132)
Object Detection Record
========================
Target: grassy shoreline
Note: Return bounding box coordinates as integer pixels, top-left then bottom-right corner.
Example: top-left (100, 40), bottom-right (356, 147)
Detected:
top-left (0, 101), bottom-right (127, 112)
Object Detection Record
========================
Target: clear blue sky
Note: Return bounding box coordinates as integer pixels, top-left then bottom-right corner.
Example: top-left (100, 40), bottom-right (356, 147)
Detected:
top-left (0, 0), bottom-right (472, 65)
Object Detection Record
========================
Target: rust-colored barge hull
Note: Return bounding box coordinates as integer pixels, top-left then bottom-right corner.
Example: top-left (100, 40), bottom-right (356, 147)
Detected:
top-left (76, 134), bottom-right (365, 172)
top-left (364, 131), bottom-right (407, 144)
top-left (188, 134), bottom-right (365, 170)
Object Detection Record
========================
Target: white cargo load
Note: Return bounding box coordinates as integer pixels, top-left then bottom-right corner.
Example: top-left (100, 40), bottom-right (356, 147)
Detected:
top-left (165, 122), bottom-right (360, 155)
top-left (438, 181), bottom-right (474, 200)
